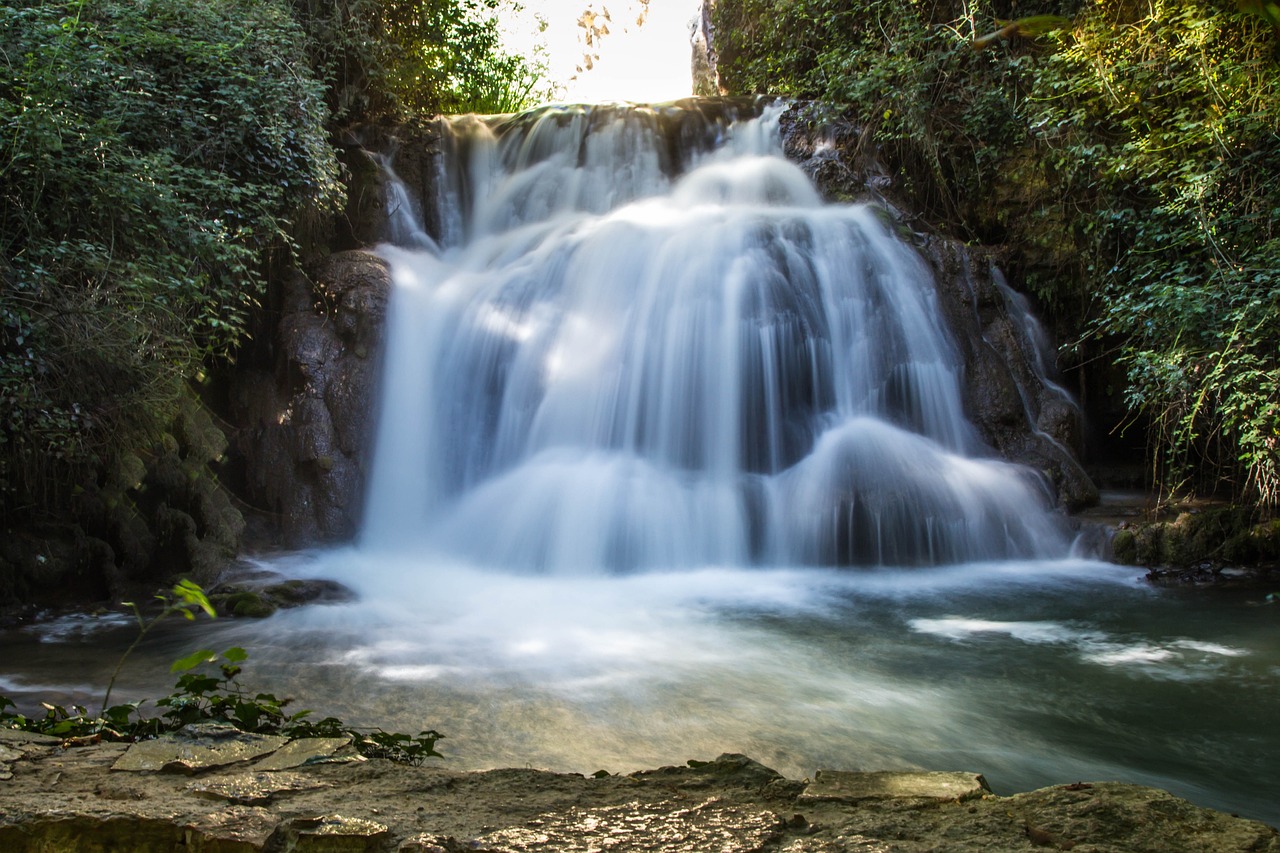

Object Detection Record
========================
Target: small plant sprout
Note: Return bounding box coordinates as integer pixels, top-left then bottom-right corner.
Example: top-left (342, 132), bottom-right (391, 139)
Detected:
top-left (2, 580), bottom-right (444, 763)
top-left (100, 579), bottom-right (218, 716)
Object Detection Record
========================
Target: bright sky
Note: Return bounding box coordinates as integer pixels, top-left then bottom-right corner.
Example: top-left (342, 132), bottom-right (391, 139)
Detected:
top-left (502, 0), bottom-right (700, 103)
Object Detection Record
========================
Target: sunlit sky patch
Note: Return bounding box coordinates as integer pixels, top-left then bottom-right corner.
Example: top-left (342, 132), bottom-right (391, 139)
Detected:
top-left (501, 0), bottom-right (700, 104)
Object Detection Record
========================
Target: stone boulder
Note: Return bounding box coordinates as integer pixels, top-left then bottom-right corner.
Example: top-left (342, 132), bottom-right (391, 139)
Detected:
top-left (227, 251), bottom-right (390, 546)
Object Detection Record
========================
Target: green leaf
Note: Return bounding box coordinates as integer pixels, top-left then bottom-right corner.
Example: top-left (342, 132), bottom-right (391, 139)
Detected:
top-left (221, 646), bottom-right (248, 663)
top-left (170, 649), bottom-right (219, 673)
top-left (173, 579), bottom-right (216, 619)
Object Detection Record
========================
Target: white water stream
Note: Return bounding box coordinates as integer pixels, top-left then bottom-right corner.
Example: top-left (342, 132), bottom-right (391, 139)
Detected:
top-left (3, 101), bottom-right (1276, 827)
top-left (364, 102), bottom-right (1069, 569)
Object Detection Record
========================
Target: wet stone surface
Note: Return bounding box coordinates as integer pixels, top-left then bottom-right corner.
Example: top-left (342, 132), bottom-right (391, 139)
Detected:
top-left (252, 735), bottom-right (362, 770)
top-left (476, 798), bottom-right (783, 852)
top-left (186, 770), bottom-right (333, 805)
top-left (0, 745), bottom-right (1275, 852)
top-left (110, 722), bottom-right (288, 773)
top-left (799, 770), bottom-right (990, 803)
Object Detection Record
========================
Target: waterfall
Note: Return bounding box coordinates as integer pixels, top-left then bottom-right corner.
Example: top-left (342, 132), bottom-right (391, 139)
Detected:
top-left (362, 101), bottom-right (1070, 571)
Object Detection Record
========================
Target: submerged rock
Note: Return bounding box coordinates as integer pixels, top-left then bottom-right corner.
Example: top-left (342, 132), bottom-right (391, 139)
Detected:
top-left (186, 770), bottom-right (332, 805)
top-left (209, 574), bottom-right (356, 619)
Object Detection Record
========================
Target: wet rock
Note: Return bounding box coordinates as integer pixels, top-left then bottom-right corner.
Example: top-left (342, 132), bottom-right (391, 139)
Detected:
top-left (187, 805), bottom-right (280, 849)
top-left (111, 723), bottom-right (288, 773)
top-left (2, 384), bottom-right (251, 611)
top-left (476, 798), bottom-right (784, 853)
top-left (253, 736), bottom-right (363, 771)
top-left (263, 578), bottom-right (355, 606)
top-left (187, 770), bottom-right (332, 805)
top-left (0, 729), bottom-right (61, 748)
top-left (1111, 505), bottom-right (1280, 574)
top-left (923, 240), bottom-right (1096, 511)
top-left (632, 753), bottom-right (793, 792)
top-left (799, 770), bottom-right (990, 804)
top-left (1, 730), bottom-right (59, 780)
top-left (398, 835), bottom-right (491, 852)
top-left (268, 814), bottom-right (391, 851)
top-left (226, 253), bottom-right (390, 546)
top-left (209, 575), bottom-right (356, 619)
top-left (1006, 782), bottom-right (1279, 853)
top-left (1, 745), bottom-right (1276, 853)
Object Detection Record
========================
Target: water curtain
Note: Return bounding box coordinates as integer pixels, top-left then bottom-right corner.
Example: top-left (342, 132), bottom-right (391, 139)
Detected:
top-left (365, 101), bottom-right (1069, 570)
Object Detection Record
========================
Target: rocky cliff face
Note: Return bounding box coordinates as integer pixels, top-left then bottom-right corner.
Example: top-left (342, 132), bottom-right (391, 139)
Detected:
top-left (221, 123), bottom-right (449, 548)
top-left (226, 252), bottom-right (390, 547)
top-left (1, 392), bottom-right (245, 610)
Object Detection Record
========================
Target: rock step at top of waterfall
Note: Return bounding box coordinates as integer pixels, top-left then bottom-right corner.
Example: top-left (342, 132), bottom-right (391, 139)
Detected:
top-left (361, 102), bottom-right (1074, 571)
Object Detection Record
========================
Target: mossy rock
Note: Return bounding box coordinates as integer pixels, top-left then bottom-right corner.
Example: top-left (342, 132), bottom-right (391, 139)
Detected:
top-left (210, 577), bottom-right (353, 618)
top-left (1111, 528), bottom-right (1137, 564)
top-left (218, 590), bottom-right (279, 619)
top-left (1112, 507), bottom-right (1277, 568)
top-left (263, 578), bottom-right (353, 605)
top-left (1223, 519), bottom-right (1280, 565)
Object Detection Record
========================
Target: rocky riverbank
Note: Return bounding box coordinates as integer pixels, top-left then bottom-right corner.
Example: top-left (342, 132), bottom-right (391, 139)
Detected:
top-left (1, 727), bottom-right (1275, 852)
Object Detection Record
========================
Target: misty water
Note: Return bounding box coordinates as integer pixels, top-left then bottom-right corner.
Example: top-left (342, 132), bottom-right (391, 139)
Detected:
top-left (3, 101), bottom-right (1276, 826)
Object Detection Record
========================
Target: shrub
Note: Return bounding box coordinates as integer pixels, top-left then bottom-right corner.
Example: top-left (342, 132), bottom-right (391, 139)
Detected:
top-left (0, 0), bottom-right (341, 521)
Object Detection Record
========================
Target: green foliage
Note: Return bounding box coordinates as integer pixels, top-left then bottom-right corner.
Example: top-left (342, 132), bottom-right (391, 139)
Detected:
top-left (1, 645), bottom-right (444, 762)
top-left (1025, 0), bottom-right (1280, 505)
top-left (0, 580), bottom-right (443, 763)
top-left (715, 0), bottom-right (1280, 508)
top-left (102, 579), bottom-right (219, 713)
top-left (0, 0), bottom-right (341, 520)
top-left (290, 0), bottom-right (553, 120)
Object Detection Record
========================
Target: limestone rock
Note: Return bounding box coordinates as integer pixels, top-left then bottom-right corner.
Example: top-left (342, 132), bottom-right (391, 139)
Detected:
top-left (111, 723), bottom-right (288, 773)
top-left (0, 744), bottom-right (1275, 853)
top-left (253, 736), bottom-right (363, 770)
top-left (227, 253), bottom-right (390, 545)
top-left (1006, 782), bottom-right (1280, 853)
top-left (799, 770), bottom-right (990, 803)
top-left (477, 798), bottom-right (784, 853)
top-left (0, 729), bottom-right (61, 748)
top-left (268, 814), bottom-right (391, 851)
top-left (187, 770), bottom-right (332, 805)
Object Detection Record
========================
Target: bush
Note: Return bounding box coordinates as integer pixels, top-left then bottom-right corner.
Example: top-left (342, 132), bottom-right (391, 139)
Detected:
top-left (289, 0), bottom-right (554, 120)
top-left (1026, 0), bottom-right (1280, 505)
top-left (0, 0), bottom-right (341, 521)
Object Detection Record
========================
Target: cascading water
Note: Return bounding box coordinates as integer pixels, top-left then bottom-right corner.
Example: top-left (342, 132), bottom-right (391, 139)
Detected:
top-left (2, 101), bottom-right (1276, 827)
top-left (363, 101), bottom-right (1071, 570)
top-left (271, 127), bottom-right (1276, 821)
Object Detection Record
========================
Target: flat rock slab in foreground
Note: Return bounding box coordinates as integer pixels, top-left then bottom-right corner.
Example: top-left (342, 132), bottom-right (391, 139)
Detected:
top-left (800, 769), bottom-right (990, 803)
top-left (0, 733), bottom-right (1275, 852)
top-left (110, 722), bottom-right (289, 773)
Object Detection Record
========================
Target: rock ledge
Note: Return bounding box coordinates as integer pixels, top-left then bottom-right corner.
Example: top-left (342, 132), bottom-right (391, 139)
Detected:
top-left (1, 730), bottom-right (1276, 852)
